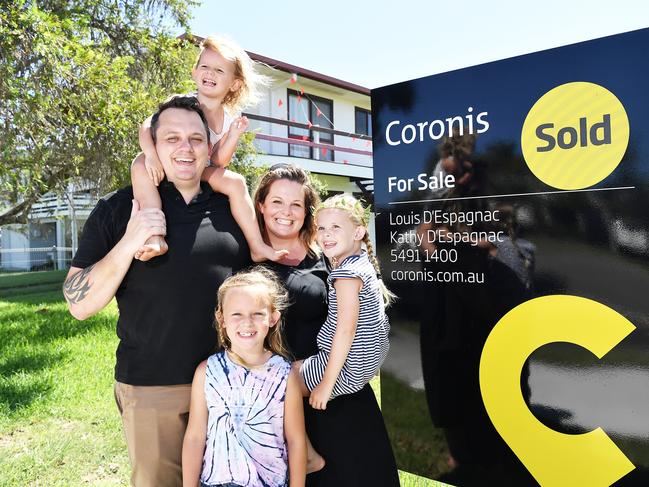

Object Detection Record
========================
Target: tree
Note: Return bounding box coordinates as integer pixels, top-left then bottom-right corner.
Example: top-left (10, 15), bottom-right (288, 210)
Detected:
top-left (0, 0), bottom-right (202, 225)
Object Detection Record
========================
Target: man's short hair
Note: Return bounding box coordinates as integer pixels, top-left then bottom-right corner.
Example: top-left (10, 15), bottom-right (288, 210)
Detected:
top-left (150, 95), bottom-right (210, 144)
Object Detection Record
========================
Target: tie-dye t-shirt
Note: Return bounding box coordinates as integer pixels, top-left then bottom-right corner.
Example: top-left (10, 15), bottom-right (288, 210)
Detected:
top-left (200, 351), bottom-right (291, 487)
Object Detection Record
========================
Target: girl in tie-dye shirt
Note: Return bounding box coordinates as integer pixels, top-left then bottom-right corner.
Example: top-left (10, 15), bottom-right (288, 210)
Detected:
top-left (182, 268), bottom-right (307, 487)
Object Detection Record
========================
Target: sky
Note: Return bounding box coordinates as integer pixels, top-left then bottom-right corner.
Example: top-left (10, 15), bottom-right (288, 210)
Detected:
top-left (185, 0), bottom-right (649, 89)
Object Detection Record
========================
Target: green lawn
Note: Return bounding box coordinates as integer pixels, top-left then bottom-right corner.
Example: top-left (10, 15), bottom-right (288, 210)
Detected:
top-left (382, 372), bottom-right (452, 480)
top-left (0, 272), bottom-right (129, 485)
top-left (0, 270), bottom-right (450, 486)
top-left (0, 269), bottom-right (68, 298)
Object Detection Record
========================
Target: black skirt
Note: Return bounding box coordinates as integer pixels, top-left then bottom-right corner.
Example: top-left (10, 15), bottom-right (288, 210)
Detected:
top-left (305, 384), bottom-right (399, 487)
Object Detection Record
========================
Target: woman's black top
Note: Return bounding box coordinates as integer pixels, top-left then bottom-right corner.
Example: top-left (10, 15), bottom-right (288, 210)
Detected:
top-left (266, 254), bottom-right (399, 487)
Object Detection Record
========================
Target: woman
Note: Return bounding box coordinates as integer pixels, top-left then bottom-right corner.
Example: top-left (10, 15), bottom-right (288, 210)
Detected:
top-left (254, 163), bottom-right (399, 486)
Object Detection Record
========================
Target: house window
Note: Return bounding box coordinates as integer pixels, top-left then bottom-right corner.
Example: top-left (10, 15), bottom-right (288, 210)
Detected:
top-left (355, 107), bottom-right (372, 137)
top-left (288, 90), bottom-right (334, 161)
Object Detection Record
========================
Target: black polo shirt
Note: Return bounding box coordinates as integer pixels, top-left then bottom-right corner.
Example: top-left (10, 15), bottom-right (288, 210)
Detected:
top-left (71, 181), bottom-right (250, 385)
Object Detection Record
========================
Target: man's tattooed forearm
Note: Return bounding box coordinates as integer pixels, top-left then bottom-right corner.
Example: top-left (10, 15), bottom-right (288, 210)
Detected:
top-left (63, 265), bottom-right (95, 304)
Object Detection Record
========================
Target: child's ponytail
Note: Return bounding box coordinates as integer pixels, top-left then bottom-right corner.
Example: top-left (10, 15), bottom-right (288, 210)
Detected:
top-left (362, 232), bottom-right (396, 307)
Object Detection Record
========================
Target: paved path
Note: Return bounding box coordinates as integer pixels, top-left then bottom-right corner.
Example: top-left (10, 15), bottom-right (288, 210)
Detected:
top-left (382, 325), bottom-right (425, 390)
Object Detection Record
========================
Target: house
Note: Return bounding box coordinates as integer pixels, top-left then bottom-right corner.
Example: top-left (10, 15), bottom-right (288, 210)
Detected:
top-left (0, 185), bottom-right (97, 272)
top-left (244, 50), bottom-right (374, 199)
top-left (0, 50), bottom-right (374, 272)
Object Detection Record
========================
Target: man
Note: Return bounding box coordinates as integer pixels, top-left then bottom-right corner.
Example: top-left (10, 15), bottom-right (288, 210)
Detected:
top-left (64, 95), bottom-right (250, 486)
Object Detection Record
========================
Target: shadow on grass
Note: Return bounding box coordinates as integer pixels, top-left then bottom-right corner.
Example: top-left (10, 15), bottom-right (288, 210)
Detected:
top-left (0, 283), bottom-right (65, 299)
top-left (0, 348), bottom-right (68, 378)
top-left (0, 289), bottom-right (112, 416)
top-left (0, 297), bottom-right (107, 349)
top-left (1, 286), bottom-right (65, 304)
top-left (381, 371), bottom-right (451, 480)
top-left (0, 375), bottom-right (55, 414)
top-left (0, 270), bottom-right (68, 290)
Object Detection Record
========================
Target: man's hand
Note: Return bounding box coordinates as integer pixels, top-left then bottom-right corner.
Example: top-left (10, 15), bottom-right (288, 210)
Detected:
top-left (124, 200), bottom-right (167, 258)
top-left (144, 153), bottom-right (165, 186)
top-left (64, 199), bottom-right (166, 320)
top-left (309, 382), bottom-right (334, 410)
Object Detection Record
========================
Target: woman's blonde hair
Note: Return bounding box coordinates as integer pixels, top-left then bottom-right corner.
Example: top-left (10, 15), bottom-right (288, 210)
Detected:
top-left (253, 163), bottom-right (321, 258)
top-left (195, 34), bottom-right (269, 112)
top-left (215, 267), bottom-right (289, 358)
top-left (316, 194), bottom-right (396, 307)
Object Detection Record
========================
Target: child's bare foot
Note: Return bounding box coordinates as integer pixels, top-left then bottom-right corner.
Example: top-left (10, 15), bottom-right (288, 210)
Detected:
top-left (306, 435), bottom-right (325, 474)
top-left (251, 244), bottom-right (289, 262)
top-left (307, 451), bottom-right (325, 474)
top-left (135, 236), bottom-right (168, 261)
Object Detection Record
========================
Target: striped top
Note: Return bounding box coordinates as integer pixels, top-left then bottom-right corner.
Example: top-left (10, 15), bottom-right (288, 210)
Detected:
top-left (315, 252), bottom-right (390, 394)
top-left (201, 351), bottom-right (291, 487)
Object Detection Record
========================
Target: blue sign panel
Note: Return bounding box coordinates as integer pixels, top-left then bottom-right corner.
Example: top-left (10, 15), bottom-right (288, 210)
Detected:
top-left (372, 28), bottom-right (649, 486)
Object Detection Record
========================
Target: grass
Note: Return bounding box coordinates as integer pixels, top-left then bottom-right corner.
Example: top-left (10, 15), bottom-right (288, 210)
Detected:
top-left (0, 270), bottom-right (68, 297)
top-left (0, 272), bottom-right (129, 485)
top-left (0, 270), bottom-right (451, 486)
top-left (382, 372), bottom-right (452, 481)
top-left (0, 269), bottom-right (69, 288)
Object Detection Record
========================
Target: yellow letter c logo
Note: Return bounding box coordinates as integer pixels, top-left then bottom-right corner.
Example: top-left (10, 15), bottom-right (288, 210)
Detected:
top-left (479, 295), bottom-right (636, 486)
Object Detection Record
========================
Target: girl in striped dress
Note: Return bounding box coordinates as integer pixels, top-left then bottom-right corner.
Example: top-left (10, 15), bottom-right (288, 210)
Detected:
top-left (182, 268), bottom-right (306, 487)
top-left (296, 194), bottom-right (395, 411)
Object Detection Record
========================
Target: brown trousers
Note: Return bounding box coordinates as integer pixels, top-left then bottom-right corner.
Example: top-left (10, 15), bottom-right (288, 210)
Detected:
top-left (114, 382), bottom-right (192, 487)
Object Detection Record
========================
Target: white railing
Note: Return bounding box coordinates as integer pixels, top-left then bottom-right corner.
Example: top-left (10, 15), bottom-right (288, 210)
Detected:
top-left (244, 113), bottom-right (373, 168)
top-left (0, 246), bottom-right (73, 272)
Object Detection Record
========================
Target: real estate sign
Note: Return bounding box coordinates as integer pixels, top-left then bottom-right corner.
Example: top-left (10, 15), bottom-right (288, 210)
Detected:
top-left (372, 28), bottom-right (649, 487)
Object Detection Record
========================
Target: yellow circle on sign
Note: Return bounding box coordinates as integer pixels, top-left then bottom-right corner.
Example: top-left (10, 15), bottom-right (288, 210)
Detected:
top-left (521, 82), bottom-right (629, 190)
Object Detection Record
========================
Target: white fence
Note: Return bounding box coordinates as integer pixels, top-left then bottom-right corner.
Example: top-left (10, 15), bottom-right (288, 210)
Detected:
top-left (0, 246), bottom-right (73, 272)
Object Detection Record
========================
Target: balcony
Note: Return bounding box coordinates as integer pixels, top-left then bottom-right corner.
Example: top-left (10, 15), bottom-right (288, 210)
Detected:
top-left (245, 112), bottom-right (374, 182)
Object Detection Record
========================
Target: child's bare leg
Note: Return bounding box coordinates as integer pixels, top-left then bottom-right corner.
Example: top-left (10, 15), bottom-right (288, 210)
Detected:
top-left (204, 167), bottom-right (288, 262)
top-left (131, 153), bottom-right (167, 261)
top-left (306, 434), bottom-right (325, 474)
top-left (292, 360), bottom-right (310, 397)
top-left (290, 363), bottom-right (325, 473)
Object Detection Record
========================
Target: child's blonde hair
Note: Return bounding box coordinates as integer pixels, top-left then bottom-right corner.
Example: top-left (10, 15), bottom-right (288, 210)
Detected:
top-left (316, 194), bottom-right (396, 307)
top-left (215, 267), bottom-right (290, 358)
top-left (195, 34), bottom-right (268, 112)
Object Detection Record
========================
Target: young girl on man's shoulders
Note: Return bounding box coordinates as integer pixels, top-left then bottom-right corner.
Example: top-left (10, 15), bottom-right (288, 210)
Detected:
top-left (131, 34), bottom-right (284, 263)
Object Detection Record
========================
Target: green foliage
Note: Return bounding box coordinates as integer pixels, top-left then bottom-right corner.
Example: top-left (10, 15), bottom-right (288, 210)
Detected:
top-left (0, 0), bottom-right (200, 224)
top-left (229, 131), bottom-right (268, 191)
top-left (309, 172), bottom-right (329, 199)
